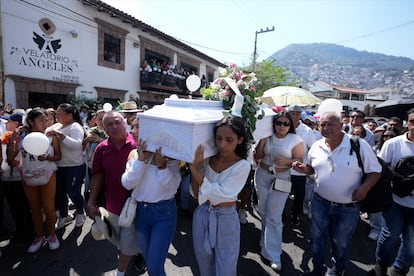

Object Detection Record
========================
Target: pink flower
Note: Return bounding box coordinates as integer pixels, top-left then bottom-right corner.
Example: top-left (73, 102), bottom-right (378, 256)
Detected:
top-left (272, 105), bottom-right (285, 113)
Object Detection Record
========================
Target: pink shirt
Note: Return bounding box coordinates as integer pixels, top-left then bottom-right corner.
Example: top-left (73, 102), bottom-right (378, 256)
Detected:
top-left (92, 133), bottom-right (136, 215)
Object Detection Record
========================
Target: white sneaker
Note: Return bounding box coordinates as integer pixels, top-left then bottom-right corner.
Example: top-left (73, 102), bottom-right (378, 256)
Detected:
top-left (238, 209), bottom-right (248, 224)
top-left (27, 236), bottom-right (46, 253)
top-left (47, 234), bottom-right (60, 251)
top-left (75, 214), bottom-right (86, 227)
top-left (270, 262), bottom-right (282, 272)
top-left (55, 214), bottom-right (74, 230)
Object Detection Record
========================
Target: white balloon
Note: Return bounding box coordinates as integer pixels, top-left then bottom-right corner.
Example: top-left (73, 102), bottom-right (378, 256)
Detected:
top-left (22, 132), bottom-right (50, 156)
top-left (186, 75), bottom-right (201, 92)
top-left (318, 99), bottom-right (343, 116)
top-left (103, 103), bottom-right (112, 112)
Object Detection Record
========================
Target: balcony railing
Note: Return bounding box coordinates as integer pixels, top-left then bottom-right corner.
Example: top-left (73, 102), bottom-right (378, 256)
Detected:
top-left (140, 71), bottom-right (187, 95)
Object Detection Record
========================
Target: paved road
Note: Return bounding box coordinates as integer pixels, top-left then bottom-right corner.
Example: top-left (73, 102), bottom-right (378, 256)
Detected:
top-left (0, 199), bottom-right (412, 276)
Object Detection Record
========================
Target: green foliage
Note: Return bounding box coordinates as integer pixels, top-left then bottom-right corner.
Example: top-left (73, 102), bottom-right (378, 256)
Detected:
top-left (254, 60), bottom-right (293, 94)
top-left (71, 97), bottom-right (101, 111)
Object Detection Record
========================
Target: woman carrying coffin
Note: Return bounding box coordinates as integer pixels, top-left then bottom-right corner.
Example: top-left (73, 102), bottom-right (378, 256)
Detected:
top-left (190, 115), bottom-right (251, 276)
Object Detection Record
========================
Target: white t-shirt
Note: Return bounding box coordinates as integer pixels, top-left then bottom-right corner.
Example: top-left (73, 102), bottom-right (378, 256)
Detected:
top-left (262, 133), bottom-right (303, 181)
top-left (378, 132), bottom-right (414, 208)
top-left (54, 122), bottom-right (85, 167)
top-left (308, 134), bottom-right (381, 203)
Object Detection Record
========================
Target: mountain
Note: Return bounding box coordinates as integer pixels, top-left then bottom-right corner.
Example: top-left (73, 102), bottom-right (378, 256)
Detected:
top-left (268, 43), bottom-right (414, 95)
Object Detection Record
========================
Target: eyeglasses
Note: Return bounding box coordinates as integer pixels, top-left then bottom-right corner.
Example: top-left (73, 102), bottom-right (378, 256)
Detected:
top-left (350, 115), bottom-right (363, 119)
top-left (274, 121), bottom-right (290, 127)
top-left (383, 134), bottom-right (395, 138)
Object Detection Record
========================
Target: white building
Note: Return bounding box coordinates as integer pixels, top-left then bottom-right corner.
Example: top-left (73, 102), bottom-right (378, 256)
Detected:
top-left (309, 80), bottom-right (387, 114)
top-left (0, 0), bottom-right (224, 109)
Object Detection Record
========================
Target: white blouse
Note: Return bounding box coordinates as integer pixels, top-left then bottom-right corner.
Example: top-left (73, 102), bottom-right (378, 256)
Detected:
top-left (197, 158), bottom-right (250, 206)
top-left (121, 153), bottom-right (181, 203)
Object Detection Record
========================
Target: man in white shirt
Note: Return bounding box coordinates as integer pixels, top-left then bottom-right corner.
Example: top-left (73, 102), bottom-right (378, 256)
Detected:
top-left (293, 112), bottom-right (381, 276)
top-left (369, 108), bottom-right (414, 276)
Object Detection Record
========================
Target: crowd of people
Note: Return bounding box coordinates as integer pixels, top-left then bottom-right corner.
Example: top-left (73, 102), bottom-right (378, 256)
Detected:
top-left (0, 99), bottom-right (413, 276)
top-left (140, 60), bottom-right (208, 89)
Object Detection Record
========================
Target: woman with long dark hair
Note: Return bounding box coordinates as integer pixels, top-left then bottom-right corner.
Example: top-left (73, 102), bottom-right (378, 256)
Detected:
top-left (8, 108), bottom-right (61, 253)
top-left (47, 103), bottom-right (86, 229)
top-left (190, 115), bottom-right (251, 276)
top-left (253, 111), bottom-right (304, 272)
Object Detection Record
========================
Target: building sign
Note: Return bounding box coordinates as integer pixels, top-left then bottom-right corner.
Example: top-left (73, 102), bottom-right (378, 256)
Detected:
top-left (75, 86), bottom-right (97, 100)
top-left (8, 18), bottom-right (80, 84)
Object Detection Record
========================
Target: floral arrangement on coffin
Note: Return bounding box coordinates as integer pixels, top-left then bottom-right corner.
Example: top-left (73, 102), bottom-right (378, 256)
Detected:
top-left (200, 64), bottom-right (264, 142)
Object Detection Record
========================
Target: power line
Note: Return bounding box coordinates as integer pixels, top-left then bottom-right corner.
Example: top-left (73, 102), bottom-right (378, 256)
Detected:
top-left (337, 20), bottom-right (414, 44)
top-left (175, 38), bottom-right (251, 56)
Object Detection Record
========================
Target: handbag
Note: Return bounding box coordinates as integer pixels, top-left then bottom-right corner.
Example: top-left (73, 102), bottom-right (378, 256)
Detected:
top-left (118, 152), bottom-right (154, 227)
top-left (118, 196), bottom-right (137, 228)
top-left (272, 178), bottom-right (292, 193)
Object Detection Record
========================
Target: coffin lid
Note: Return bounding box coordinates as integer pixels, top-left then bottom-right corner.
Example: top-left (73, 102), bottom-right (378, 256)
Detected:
top-left (139, 98), bottom-right (225, 124)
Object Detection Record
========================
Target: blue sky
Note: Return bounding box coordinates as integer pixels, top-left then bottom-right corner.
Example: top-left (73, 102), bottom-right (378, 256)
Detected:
top-left (103, 0), bottom-right (414, 66)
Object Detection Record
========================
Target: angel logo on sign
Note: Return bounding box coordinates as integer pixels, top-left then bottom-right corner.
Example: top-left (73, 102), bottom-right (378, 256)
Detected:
top-left (14, 30), bottom-right (73, 73)
top-left (32, 32), bottom-right (61, 54)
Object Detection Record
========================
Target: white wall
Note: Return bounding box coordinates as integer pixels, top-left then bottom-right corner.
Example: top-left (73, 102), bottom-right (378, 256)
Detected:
top-left (1, 0), bottom-right (141, 100)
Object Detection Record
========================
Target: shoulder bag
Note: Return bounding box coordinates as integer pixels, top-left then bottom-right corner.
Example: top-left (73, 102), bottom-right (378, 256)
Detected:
top-left (118, 153), bottom-right (153, 228)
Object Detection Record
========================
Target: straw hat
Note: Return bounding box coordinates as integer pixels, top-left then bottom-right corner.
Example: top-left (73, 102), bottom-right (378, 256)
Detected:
top-left (120, 101), bottom-right (142, 113)
top-left (91, 207), bottom-right (119, 246)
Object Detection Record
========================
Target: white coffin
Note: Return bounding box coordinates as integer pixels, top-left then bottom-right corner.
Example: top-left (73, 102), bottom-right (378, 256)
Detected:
top-left (139, 98), bottom-right (275, 162)
top-left (139, 98), bottom-right (223, 162)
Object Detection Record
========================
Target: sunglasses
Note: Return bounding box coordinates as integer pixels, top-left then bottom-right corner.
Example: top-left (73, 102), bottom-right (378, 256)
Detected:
top-left (350, 115), bottom-right (363, 119)
top-left (274, 121), bottom-right (290, 127)
top-left (383, 134), bottom-right (395, 138)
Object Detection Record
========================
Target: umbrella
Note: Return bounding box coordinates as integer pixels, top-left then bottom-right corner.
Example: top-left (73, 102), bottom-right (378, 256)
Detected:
top-left (257, 86), bottom-right (322, 107)
top-left (374, 98), bottom-right (414, 120)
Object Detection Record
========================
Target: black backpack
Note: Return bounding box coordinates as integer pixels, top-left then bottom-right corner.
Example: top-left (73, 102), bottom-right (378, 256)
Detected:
top-left (392, 155), bottom-right (414, 198)
top-left (350, 136), bottom-right (393, 213)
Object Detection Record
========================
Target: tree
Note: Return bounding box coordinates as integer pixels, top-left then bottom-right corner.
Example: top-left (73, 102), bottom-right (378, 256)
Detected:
top-left (253, 59), bottom-right (296, 96)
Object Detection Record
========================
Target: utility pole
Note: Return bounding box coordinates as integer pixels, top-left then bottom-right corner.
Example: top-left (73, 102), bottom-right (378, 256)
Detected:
top-left (252, 26), bottom-right (274, 71)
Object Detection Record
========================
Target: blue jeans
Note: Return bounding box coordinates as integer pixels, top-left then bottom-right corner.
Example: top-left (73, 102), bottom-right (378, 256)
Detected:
top-left (55, 164), bottom-right (86, 217)
top-left (311, 193), bottom-right (360, 274)
top-left (179, 174), bottom-right (190, 210)
top-left (376, 202), bottom-right (414, 274)
top-left (369, 212), bottom-right (384, 234)
top-left (135, 198), bottom-right (177, 276)
top-left (192, 203), bottom-right (240, 276)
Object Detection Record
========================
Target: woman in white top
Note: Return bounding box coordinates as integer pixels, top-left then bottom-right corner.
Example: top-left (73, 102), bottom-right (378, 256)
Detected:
top-left (254, 111), bottom-right (303, 272)
top-left (122, 137), bottom-right (181, 276)
top-left (8, 108), bottom-right (61, 253)
top-left (47, 103), bottom-right (86, 229)
top-left (190, 115), bottom-right (251, 276)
